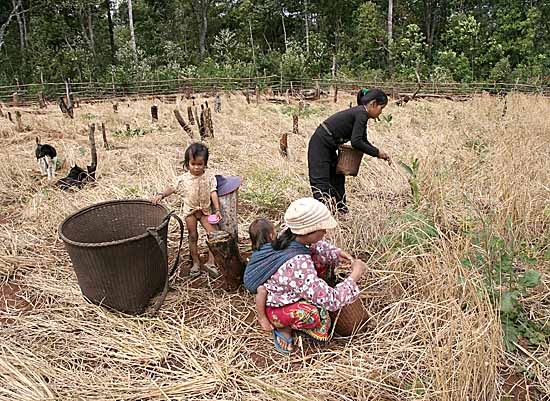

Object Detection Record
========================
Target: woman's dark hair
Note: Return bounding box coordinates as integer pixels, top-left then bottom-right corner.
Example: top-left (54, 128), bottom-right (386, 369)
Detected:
top-left (356, 88), bottom-right (388, 107)
top-left (184, 142), bottom-right (209, 168)
top-left (272, 228), bottom-right (297, 250)
top-left (248, 218), bottom-right (275, 251)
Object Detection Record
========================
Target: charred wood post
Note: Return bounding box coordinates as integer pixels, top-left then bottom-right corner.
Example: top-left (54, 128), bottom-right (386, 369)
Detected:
top-left (187, 106), bottom-right (195, 124)
top-left (199, 105), bottom-right (206, 140)
top-left (64, 79), bottom-right (74, 118)
top-left (334, 86), bottom-right (338, 103)
top-left (113, 102), bottom-right (118, 113)
top-left (245, 89), bottom-right (250, 104)
top-left (38, 92), bottom-right (46, 108)
top-left (293, 114), bottom-right (299, 136)
top-left (205, 101), bottom-right (214, 137)
top-left (280, 133), bottom-right (288, 157)
top-left (100, 122), bottom-right (110, 149)
top-left (88, 124), bottom-right (97, 168)
top-left (255, 85), bottom-right (260, 105)
top-left (58, 97), bottom-right (69, 115)
top-left (214, 94), bottom-right (221, 113)
top-left (174, 109), bottom-right (194, 139)
top-left (15, 111), bottom-right (23, 132)
top-left (151, 105), bottom-right (158, 122)
top-left (207, 231), bottom-right (245, 291)
top-left (7, 111), bottom-right (13, 122)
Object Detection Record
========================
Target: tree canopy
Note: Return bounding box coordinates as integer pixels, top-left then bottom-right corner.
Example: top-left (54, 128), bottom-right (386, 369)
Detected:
top-left (0, 0), bottom-right (548, 85)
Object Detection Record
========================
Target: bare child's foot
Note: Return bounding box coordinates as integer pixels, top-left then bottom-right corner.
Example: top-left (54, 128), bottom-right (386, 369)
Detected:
top-left (202, 262), bottom-right (220, 278)
top-left (258, 316), bottom-right (274, 331)
top-left (189, 263), bottom-right (201, 277)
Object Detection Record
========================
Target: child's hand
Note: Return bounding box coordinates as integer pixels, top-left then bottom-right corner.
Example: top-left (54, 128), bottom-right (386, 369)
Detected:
top-left (151, 193), bottom-right (163, 204)
top-left (215, 210), bottom-right (223, 222)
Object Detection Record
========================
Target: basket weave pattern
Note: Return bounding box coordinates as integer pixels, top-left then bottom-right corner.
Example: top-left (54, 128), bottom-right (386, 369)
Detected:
top-left (336, 145), bottom-right (364, 176)
top-left (59, 200), bottom-right (170, 314)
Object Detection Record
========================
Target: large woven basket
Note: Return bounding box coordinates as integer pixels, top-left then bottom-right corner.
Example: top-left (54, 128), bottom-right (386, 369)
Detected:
top-left (59, 200), bottom-right (183, 315)
top-left (336, 144), bottom-right (364, 176)
top-left (332, 296), bottom-right (369, 336)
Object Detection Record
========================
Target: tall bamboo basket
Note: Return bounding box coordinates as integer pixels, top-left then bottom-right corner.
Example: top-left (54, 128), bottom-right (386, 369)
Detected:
top-left (336, 144), bottom-right (364, 176)
top-left (58, 200), bottom-right (183, 315)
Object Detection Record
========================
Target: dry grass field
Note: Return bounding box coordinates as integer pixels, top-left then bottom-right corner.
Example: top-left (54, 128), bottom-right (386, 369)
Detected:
top-left (0, 91), bottom-right (549, 400)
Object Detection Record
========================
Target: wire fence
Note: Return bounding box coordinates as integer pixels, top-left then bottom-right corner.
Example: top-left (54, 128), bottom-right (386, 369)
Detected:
top-left (1, 76), bottom-right (548, 105)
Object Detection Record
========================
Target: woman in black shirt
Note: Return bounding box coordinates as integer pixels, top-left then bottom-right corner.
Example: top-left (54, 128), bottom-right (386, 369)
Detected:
top-left (307, 88), bottom-right (391, 214)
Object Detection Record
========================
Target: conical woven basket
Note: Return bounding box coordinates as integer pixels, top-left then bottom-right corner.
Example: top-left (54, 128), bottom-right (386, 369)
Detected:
top-left (332, 296), bottom-right (369, 336)
top-left (336, 144), bottom-right (364, 176)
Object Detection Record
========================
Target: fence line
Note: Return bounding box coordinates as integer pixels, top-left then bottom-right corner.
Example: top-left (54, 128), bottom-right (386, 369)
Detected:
top-left (1, 76), bottom-right (548, 105)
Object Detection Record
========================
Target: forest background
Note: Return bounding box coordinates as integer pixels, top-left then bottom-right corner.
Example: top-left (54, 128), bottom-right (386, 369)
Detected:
top-left (0, 0), bottom-right (549, 88)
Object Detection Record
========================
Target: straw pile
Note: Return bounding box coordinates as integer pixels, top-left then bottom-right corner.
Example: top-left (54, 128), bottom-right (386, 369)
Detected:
top-left (0, 92), bottom-right (548, 400)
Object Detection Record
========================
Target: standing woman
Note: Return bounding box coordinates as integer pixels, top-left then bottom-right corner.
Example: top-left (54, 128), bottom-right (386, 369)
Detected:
top-left (307, 88), bottom-right (391, 214)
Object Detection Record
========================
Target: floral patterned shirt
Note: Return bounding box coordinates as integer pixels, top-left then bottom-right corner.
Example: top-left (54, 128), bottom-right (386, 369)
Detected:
top-left (264, 241), bottom-right (360, 312)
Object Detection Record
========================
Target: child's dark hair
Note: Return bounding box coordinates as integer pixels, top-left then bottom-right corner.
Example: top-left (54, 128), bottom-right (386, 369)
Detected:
top-left (248, 218), bottom-right (275, 251)
top-left (272, 228), bottom-right (297, 250)
top-left (184, 142), bottom-right (209, 169)
top-left (356, 88), bottom-right (388, 107)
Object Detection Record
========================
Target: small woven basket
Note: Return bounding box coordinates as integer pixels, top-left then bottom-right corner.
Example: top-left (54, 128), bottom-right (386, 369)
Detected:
top-left (332, 297), bottom-right (369, 336)
top-left (336, 145), bottom-right (364, 176)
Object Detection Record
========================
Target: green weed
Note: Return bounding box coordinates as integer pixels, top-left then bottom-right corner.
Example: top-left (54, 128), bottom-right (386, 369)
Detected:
top-left (280, 104), bottom-right (323, 118)
top-left (461, 230), bottom-right (547, 351)
top-left (113, 127), bottom-right (147, 137)
top-left (398, 158), bottom-right (420, 207)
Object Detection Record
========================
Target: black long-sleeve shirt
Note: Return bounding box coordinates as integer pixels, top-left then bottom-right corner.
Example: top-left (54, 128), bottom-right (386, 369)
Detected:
top-left (321, 106), bottom-right (379, 157)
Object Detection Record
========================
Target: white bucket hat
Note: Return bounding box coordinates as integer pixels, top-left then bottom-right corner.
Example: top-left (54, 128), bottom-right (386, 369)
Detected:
top-left (284, 198), bottom-right (337, 235)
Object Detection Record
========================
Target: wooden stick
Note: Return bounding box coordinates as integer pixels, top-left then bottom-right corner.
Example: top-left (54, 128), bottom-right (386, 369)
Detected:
top-left (173, 109), bottom-right (194, 139)
top-left (334, 85), bottom-right (338, 103)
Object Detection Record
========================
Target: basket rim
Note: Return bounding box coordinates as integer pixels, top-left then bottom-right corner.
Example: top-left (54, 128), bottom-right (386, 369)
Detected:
top-left (58, 199), bottom-right (169, 248)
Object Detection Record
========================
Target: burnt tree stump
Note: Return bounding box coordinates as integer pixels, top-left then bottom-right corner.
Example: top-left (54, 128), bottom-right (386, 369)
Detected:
top-left (38, 93), bottom-right (47, 108)
top-left (280, 133), bottom-right (288, 157)
top-left (245, 90), bottom-right (250, 104)
top-left (255, 85), bottom-right (260, 105)
top-left (101, 122), bottom-right (111, 149)
top-left (15, 111), bottom-right (23, 132)
top-left (207, 230), bottom-right (244, 291)
top-left (174, 109), bottom-right (194, 139)
top-left (113, 102), bottom-right (118, 113)
top-left (187, 106), bottom-right (195, 124)
top-left (89, 124), bottom-right (97, 168)
top-left (292, 114), bottom-right (299, 135)
top-left (151, 105), bottom-right (158, 122)
top-left (199, 105), bottom-right (206, 140)
top-left (334, 86), bottom-right (338, 103)
top-left (7, 111), bottom-right (13, 122)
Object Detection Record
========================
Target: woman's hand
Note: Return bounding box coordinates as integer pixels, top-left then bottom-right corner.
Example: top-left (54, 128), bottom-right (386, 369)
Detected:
top-left (378, 150), bottom-right (393, 166)
top-left (349, 259), bottom-right (367, 282)
top-left (339, 250), bottom-right (354, 263)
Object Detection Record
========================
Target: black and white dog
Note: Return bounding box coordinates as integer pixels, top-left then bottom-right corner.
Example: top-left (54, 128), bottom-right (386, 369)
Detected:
top-left (35, 137), bottom-right (57, 180)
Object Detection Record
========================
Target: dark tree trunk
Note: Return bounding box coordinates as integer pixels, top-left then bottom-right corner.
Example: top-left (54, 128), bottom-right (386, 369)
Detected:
top-left (207, 231), bottom-right (245, 291)
top-left (105, 0), bottom-right (116, 64)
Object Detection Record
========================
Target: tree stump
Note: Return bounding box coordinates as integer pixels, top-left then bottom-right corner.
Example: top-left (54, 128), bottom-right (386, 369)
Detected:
top-left (58, 97), bottom-right (69, 115)
top-left (255, 85), bottom-right (260, 105)
top-left (174, 109), bottom-right (194, 139)
top-left (194, 107), bottom-right (200, 136)
top-left (292, 114), bottom-right (299, 135)
top-left (279, 133), bottom-right (288, 157)
top-left (151, 105), bottom-right (158, 122)
top-left (245, 90), bottom-right (250, 104)
top-left (214, 94), bottom-right (221, 113)
top-left (206, 230), bottom-right (244, 291)
top-left (101, 122), bottom-right (110, 149)
top-left (12, 92), bottom-right (20, 107)
top-left (218, 189), bottom-right (239, 240)
top-left (113, 102), bottom-right (118, 113)
top-left (7, 111), bottom-right (12, 123)
top-left (199, 105), bottom-right (206, 140)
top-left (205, 103), bottom-right (214, 137)
top-left (88, 124), bottom-right (97, 168)
top-left (334, 86), bottom-right (338, 103)
top-left (15, 111), bottom-right (23, 132)
top-left (315, 81), bottom-right (321, 100)
top-left (187, 106), bottom-right (195, 124)
top-left (38, 93), bottom-right (47, 108)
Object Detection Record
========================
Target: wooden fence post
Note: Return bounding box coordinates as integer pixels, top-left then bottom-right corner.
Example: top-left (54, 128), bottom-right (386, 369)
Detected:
top-left (151, 105), bottom-right (158, 122)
